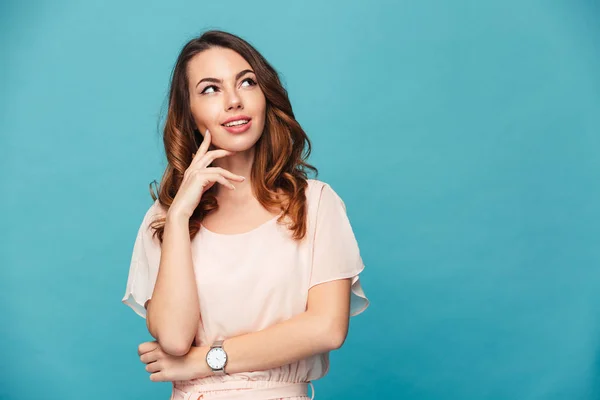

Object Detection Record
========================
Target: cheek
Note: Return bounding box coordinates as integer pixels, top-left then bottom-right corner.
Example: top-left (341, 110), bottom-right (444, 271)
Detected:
top-left (246, 93), bottom-right (267, 120)
top-left (251, 91), bottom-right (267, 109)
top-left (190, 99), bottom-right (220, 125)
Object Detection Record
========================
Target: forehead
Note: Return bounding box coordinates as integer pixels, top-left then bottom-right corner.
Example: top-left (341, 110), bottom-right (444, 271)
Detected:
top-left (187, 47), bottom-right (252, 83)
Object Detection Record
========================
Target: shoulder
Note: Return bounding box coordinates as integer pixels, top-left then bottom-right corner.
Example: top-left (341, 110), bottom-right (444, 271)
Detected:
top-left (140, 199), bottom-right (167, 231)
top-left (306, 178), bottom-right (333, 197)
top-left (305, 179), bottom-right (346, 216)
top-left (306, 178), bottom-right (342, 204)
top-left (306, 179), bottom-right (325, 205)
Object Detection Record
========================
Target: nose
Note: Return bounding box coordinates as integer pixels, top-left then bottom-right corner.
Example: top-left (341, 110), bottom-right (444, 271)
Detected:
top-left (225, 90), bottom-right (243, 111)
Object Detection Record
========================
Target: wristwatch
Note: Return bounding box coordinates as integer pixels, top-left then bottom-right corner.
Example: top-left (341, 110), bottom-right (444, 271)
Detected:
top-left (205, 339), bottom-right (228, 375)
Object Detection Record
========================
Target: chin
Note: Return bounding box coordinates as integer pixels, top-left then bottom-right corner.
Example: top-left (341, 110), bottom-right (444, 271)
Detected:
top-left (212, 136), bottom-right (259, 153)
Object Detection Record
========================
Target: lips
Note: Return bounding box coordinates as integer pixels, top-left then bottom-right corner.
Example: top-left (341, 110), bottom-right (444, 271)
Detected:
top-left (221, 118), bottom-right (252, 134)
top-left (221, 115), bottom-right (252, 126)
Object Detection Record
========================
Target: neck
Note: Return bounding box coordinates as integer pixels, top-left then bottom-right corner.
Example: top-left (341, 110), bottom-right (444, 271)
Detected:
top-left (212, 146), bottom-right (255, 201)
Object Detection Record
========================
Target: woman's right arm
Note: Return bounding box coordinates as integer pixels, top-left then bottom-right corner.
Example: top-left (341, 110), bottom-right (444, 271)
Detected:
top-left (145, 128), bottom-right (245, 357)
top-left (145, 210), bottom-right (199, 357)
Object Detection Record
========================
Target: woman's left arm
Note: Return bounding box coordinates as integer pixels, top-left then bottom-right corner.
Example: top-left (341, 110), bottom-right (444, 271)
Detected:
top-left (138, 278), bottom-right (353, 382)
top-left (191, 278), bottom-right (352, 377)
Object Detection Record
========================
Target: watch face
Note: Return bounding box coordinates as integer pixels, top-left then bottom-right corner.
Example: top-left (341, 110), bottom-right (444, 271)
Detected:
top-left (206, 347), bottom-right (227, 369)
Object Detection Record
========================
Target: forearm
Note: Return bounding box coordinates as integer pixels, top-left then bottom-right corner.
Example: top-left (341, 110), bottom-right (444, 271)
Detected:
top-left (190, 310), bottom-right (343, 377)
top-left (147, 213), bottom-right (200, 356)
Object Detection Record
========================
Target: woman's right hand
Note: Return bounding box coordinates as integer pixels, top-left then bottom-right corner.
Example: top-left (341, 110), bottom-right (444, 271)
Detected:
top-left (168, 129), bottom-right (246, 221)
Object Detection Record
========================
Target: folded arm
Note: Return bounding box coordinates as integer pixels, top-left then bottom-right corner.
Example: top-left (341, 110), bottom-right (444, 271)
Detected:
top-left (188, 278), bottom-right (353, 378)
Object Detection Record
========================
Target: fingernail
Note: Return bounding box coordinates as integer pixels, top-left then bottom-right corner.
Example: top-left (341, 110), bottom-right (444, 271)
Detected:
top-left (231, 185), bottom-right (236, 190)
top-left (240, 176), bottom-right (245, 180)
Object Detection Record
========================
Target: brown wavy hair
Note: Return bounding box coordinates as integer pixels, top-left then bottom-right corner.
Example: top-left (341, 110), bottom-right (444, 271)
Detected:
top-left (147, 30), bottom-right (318, 243)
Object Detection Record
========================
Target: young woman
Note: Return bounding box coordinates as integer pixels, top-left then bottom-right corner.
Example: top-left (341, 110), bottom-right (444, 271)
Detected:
top-left (121, 30), bottom-right (370, 400)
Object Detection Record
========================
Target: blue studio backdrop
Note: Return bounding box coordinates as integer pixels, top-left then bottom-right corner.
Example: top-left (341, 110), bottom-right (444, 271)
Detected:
top-left (1, 1), bottom-right (599, 399)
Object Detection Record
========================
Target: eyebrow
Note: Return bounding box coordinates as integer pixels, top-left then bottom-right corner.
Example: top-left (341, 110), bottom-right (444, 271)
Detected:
top-left (196, 69), bottom-right (255, 89)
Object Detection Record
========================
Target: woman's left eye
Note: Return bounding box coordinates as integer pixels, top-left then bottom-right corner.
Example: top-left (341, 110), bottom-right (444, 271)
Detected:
top-left (242, 78), bottom-right (256, 87)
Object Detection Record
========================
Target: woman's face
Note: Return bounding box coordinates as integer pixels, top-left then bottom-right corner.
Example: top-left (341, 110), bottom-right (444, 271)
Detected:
top-left (187, 47), bottom-right (267, 152)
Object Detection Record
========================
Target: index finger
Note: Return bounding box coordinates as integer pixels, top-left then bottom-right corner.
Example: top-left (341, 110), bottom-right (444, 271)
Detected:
top-left (191, 128), bottom-right (211, 162)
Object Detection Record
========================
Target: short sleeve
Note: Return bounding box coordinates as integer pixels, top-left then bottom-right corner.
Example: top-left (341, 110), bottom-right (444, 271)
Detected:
top-left (121, 200), bottom-right (163, 319)
top-left (309, 183), bottom-right (369, 317)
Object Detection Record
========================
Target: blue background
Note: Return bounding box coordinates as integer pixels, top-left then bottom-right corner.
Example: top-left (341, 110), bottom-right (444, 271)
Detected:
top-left (1, 0), bottom-right (599, 399)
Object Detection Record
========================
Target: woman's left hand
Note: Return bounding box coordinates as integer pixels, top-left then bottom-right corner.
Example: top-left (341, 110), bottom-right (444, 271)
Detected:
top-left (138, 340), bottom-right (207, 382)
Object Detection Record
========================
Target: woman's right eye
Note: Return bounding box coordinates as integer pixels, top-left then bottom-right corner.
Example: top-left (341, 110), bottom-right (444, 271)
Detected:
top-left (201, 85), bottom-right (218, 94)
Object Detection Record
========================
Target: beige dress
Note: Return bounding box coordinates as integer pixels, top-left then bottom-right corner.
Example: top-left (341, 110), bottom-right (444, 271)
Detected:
top-left (122, 178), bottom-right (370, 399)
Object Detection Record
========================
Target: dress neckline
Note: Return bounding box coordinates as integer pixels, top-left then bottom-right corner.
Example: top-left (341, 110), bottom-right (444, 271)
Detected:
top-left (199, 212), bottom-right (283, 237)
top-left (198, 179), bottom-right (316, 238)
